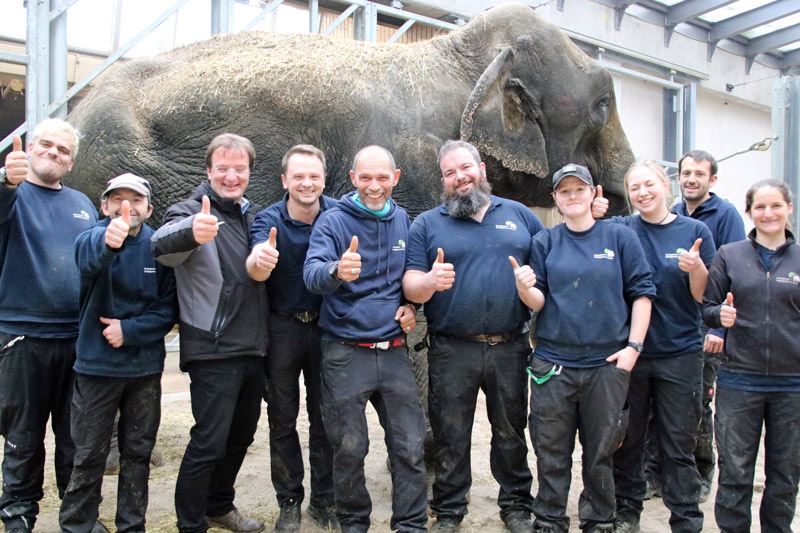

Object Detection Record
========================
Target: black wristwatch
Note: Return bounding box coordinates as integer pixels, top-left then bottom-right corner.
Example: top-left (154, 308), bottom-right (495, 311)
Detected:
top-left (627, 341), bottom-right (644, 353)
top-left (329, 261), bottom-right (340, 280)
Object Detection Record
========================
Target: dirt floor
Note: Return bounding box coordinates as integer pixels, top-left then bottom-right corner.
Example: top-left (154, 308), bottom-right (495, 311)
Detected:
top-left (5, 352), bottom-right (785, 532)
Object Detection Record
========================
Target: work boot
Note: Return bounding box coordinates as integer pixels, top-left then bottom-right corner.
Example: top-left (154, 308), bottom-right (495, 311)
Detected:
top-left (206, 508), bottom-right (265, 532)
top-left (614, 518), bottom-right (640, 533)
top-left (307, 503), bottom-right (339, 530)
top-left (502, 511), bottom-right (533, 533)
top-left (430, 515), bottom-right (463, 532)
top-left (92, 520), bottom-right (110, 533)
top-left (643, 477), bottom-right (662, 500)
top-left (274, 504), bottom-right (301, 533)
top-left (699, 467), bottom-right (714, 504)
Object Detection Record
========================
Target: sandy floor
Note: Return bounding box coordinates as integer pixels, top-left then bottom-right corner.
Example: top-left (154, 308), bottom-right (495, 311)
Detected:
top-left (6, 351), bottom-right (785, 532)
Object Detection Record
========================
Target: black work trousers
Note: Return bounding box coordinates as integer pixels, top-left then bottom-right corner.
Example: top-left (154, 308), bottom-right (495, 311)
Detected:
top-left (427, 333), bottom-right (533, 521)
top-left (59, 372), bottom-right (162, 533)
top-left (528, 357), bottom-right (630, 533)
top-left (0, 332), bottom-right (76, 530)
top-left (614, 352), bottom-right (704, 532)
top-left (266, 314), bottom-right (333, 509)
top-left (320, 341), bottom-right (427, 533)
top-left (715, 387), bottom-right (800, 533)
top-left (175, 356), bottom-right (264, 533)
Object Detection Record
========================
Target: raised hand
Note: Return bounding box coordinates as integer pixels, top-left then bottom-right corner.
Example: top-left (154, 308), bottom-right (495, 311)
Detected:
top-left (252, 227), bottom-right (279, 273)
top-left (509, 256), bottom-right (536, 289)
top-left (4, 135), bottom-right (28, 185)
top-left (720, 292), bottom-right (736, 328)
top-left (591, 184), bottom-right (609, 219)
top-left (428, 247), bottom-right (455, 292)
top-left (192, 195), bottom-right (219, 244)
top-left (338, 235), bottom-right (361, 282)
top-left (678, 238), bottom-right (703, 273)
top-left (99, 316), bottom-right (124, 348)
top-left (105, 200), bottom-right (131, 248)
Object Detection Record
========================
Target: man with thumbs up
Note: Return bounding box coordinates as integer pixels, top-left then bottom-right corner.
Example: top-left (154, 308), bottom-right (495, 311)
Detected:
top-left (403, 140), bottom-right (544, 533)
top-left (0, 119), bottom-right (97, 532)
top-left (304, 145), bottom-right (427, 533)
top-left (247, 145), bottom-right (338, 532)
top-left (60, 174), bottom-right (177, 533)
top-left (152, 133), bottom-right (267, 533)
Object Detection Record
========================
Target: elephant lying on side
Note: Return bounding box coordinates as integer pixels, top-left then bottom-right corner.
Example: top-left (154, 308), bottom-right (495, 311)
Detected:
top-left (66, 2), bottom-right (633, 220)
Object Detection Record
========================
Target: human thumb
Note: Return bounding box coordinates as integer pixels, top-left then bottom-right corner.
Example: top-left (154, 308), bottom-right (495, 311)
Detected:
top-left (268, 227), bottom-right (277, 248)
top-left (690, 238), bottom-right (702, 253)
top-left (724, 292), bottom-right (734, 307)
top-left (436, 248), bottom-right (444, 264)
top-left (12, 135), bottom-right (22, 152)
top-left (349, 235), bottom-right (358, 253)
top-left (121, 200), bottom-right (131, 226)
top-left (508, 256), bottom-right (521, 270)
top-left (99, 317), bottom-right (112, 325)
top-left (596, 184), bottom-right (603, 198)
top-left (201, 195), bottom-right (211, 215)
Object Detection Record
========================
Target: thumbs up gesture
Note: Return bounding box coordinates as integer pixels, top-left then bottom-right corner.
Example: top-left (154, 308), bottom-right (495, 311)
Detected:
top-left (591, 184), bottom-right (609, 219)
top-left (252, 227), bottom-right (279, 274)
top-left (4, 135), bottom-right (29, 186)
top-left (678, 238), bottom-right (704, 273)
top-left (719, 292), bottom-right (737, 328)
top-left (192, 195), bottom-right (219, 244)
top-left (427, 247), bottom-right (455, 292)
top-left (338, 236), bottom-right (361, 282)
top-left (509, 256), bottom-right (536, 289)
top-left (105, 200), bottom-right (132, 248)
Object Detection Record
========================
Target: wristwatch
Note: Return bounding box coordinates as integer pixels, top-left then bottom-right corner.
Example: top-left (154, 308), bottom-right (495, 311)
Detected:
top-left (329, 261), bottom-right (340, 280)
top-left (627, 341), bottom-right (644, 353)
top-left (0, 167), bottom-right (8, 186)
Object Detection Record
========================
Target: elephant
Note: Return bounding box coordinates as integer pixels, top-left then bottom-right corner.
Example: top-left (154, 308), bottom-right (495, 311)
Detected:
top-left (66, 2), bottom-right (633, 221)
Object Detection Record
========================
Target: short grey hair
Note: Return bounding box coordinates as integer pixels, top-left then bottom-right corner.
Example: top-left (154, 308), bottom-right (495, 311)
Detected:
top-left (437, 140), bottom-right (481, 168)
top-left (352, 145), bottom-right (396, 173)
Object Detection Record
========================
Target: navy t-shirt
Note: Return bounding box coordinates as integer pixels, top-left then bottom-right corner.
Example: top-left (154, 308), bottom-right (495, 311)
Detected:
top-left (250, 194), bottom-right (337, 315)
top-left (612, 214), bottom-right (715, 358)
top-left (530, 220), bottom-right (656, 368)
top-left (405, 196), bottom-right (544, 335)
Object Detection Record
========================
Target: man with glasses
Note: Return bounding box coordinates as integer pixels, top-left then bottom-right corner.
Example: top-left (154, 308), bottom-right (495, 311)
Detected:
top-left (152, 133), bottom-right (267, 533)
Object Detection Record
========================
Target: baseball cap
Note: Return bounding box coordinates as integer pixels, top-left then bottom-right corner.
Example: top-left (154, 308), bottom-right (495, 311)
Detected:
top-left (102, 173), bottom-right (151, 198)
top-left (552, 164), bottom-right (594, 190)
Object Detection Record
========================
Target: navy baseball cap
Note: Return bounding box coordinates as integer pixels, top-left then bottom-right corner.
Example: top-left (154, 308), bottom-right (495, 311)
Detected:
top-left (552, 164), bottom-right (594, 190)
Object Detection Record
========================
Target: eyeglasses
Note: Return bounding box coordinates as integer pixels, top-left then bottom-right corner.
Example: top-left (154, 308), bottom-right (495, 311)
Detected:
top-left (212, 166), bottom-right (249, 176)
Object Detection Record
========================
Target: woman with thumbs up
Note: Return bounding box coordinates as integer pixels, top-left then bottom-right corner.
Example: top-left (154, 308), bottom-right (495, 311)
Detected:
top-left (609, 160), bottom-right (715, 533)
top-left (702, 179), bottom-right (800, 533)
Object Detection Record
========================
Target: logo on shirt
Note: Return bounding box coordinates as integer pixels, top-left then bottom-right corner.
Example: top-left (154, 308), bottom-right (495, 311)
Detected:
top-left (392, 239), bottom-right (406, 253)
top-left (143, 267), bottom-right (156, 274)
top-left (495, 220), bottom-right (518, 231)
top-left (593, 248), bottom-right (616, 260)
top-left (73, 210), bottom-right (91, 220)
top-left (664, 248), bottom-right (684, 260)
top-left (777, 272), bottom-right (800, 285)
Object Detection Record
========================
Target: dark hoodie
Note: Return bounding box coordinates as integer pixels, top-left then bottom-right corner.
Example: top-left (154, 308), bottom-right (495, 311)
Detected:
top-left (151, 182), bottom-right (267, 370)
top-left (304, 193), bottom-right (409, 343)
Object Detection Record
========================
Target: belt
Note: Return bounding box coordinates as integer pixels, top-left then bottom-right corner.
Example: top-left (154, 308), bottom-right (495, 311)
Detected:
top-left (436, 325), bottom-right (524, 346)
top-left (345, 337), bottom-right (406, 350)
top-left (278, 310), bottom-right (319, 324)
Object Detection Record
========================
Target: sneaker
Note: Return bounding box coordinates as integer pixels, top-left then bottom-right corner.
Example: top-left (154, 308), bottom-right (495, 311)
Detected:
top-left (430, 515), bottom-right (463, 532)
top-left (206, 508), bottom-right (265, 532)
top-left (273, 504), bottom-right (301, 533)
top-left (307, 503), bottom-right (339, 530)
top-left (502, 511), bottom-right (533, 533)
top-left (614, 519), bottom-right (640, 533)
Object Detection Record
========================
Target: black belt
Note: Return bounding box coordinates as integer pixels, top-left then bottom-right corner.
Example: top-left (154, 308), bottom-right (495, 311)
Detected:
top-left (435, 325), bottom-right (525, 346)
top-left (277, 310), bottom-right (319, 324)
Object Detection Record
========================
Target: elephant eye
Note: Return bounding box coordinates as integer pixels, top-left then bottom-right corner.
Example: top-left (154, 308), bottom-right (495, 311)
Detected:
top-left (589, 93), bottom-right (611, 130)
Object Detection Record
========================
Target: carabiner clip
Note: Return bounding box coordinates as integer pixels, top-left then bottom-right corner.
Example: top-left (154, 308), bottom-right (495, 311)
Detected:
top-left (527, 363), bottom-right (562, 385)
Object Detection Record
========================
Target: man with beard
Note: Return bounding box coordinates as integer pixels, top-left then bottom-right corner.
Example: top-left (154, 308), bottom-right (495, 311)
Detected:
top-left (403, 140), bottom-right (543, 533)
top-left (0, 120), bottom-right (98, 532)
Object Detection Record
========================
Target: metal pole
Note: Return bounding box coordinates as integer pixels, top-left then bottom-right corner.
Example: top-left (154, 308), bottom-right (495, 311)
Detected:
top-left (50, 0), bottom-right (68, 119)
top-left (772, 76), bottom-right (800, 232)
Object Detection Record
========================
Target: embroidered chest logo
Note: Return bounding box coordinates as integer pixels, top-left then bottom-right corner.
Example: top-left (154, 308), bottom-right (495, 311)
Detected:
top-left (143, 267), bottom-right (156, 274)
top-left (392, 239), bottom-right (406, 253)
top-left (777, 272), bottom-right (800, 285)
top-left (73, 210), bottom-right (91, 220)
top-left (495, 220), bottom-right (518, 230)
top-left (664, 247), bottom-right (685, 260)
top-left (593, 248), bottom-right (615, 260)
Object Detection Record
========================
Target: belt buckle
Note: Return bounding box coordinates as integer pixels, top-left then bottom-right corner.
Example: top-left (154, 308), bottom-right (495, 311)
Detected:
top-left (487, 334), bottom-right (502, 346)
top-left (295, 310), bottom-right (312, 323)
top-left (375, 341), bottom-right (390, 350)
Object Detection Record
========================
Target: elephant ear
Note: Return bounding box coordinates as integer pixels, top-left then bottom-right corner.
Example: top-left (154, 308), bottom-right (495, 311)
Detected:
top-left (460, 47), bottom-right (549, 177)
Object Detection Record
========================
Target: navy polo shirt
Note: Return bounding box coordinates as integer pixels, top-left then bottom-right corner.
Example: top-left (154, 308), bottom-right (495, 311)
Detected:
top-left (250, 193), bottom-right (337, 314)
top-left (405, 195), bottom-right (544, 336)
top-left (612, 214), bottom-right (715, 358)
top-left (530, 220), bottom-right (656, 368)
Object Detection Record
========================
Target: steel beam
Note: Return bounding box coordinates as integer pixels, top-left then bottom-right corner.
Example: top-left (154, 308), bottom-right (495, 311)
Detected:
top-left (666, 0), bottom-right (736, 26)
top-left (241, 0), bottom-right (286, 31)
top-left (211, 0), bottom-right (235, 35)
top-left (783, 48), bottom-right (800, 70)
top-left (309, 0), bottom-right (319, 33)
top-left (50, 0), bottom-right (68, 119)
top-left (711, 0), bottom-right (800, 42)
top-left (772, 76), bottom-right (800, 231)
top-left (387, 19), bottom-right (415, 43)
top-left (746, 24), bottom-right (800, 58)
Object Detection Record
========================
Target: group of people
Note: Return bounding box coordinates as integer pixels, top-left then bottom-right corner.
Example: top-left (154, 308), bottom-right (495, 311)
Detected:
top-left (0, 117), bottom-right (797, 533)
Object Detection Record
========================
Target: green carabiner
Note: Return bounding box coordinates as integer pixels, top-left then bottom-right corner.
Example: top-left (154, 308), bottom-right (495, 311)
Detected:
top-left (526, 363), bottom-right (562, 385)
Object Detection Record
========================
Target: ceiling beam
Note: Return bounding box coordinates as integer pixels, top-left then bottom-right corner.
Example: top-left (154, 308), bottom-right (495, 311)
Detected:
top-left (746, 23), bottom-right (800, 57)
top-left (711, 0), bottom-right (800, 41)
top-left (782, 47), bottom-right (800, 70)
top-left (666, 0), bottom-right (736, 26)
